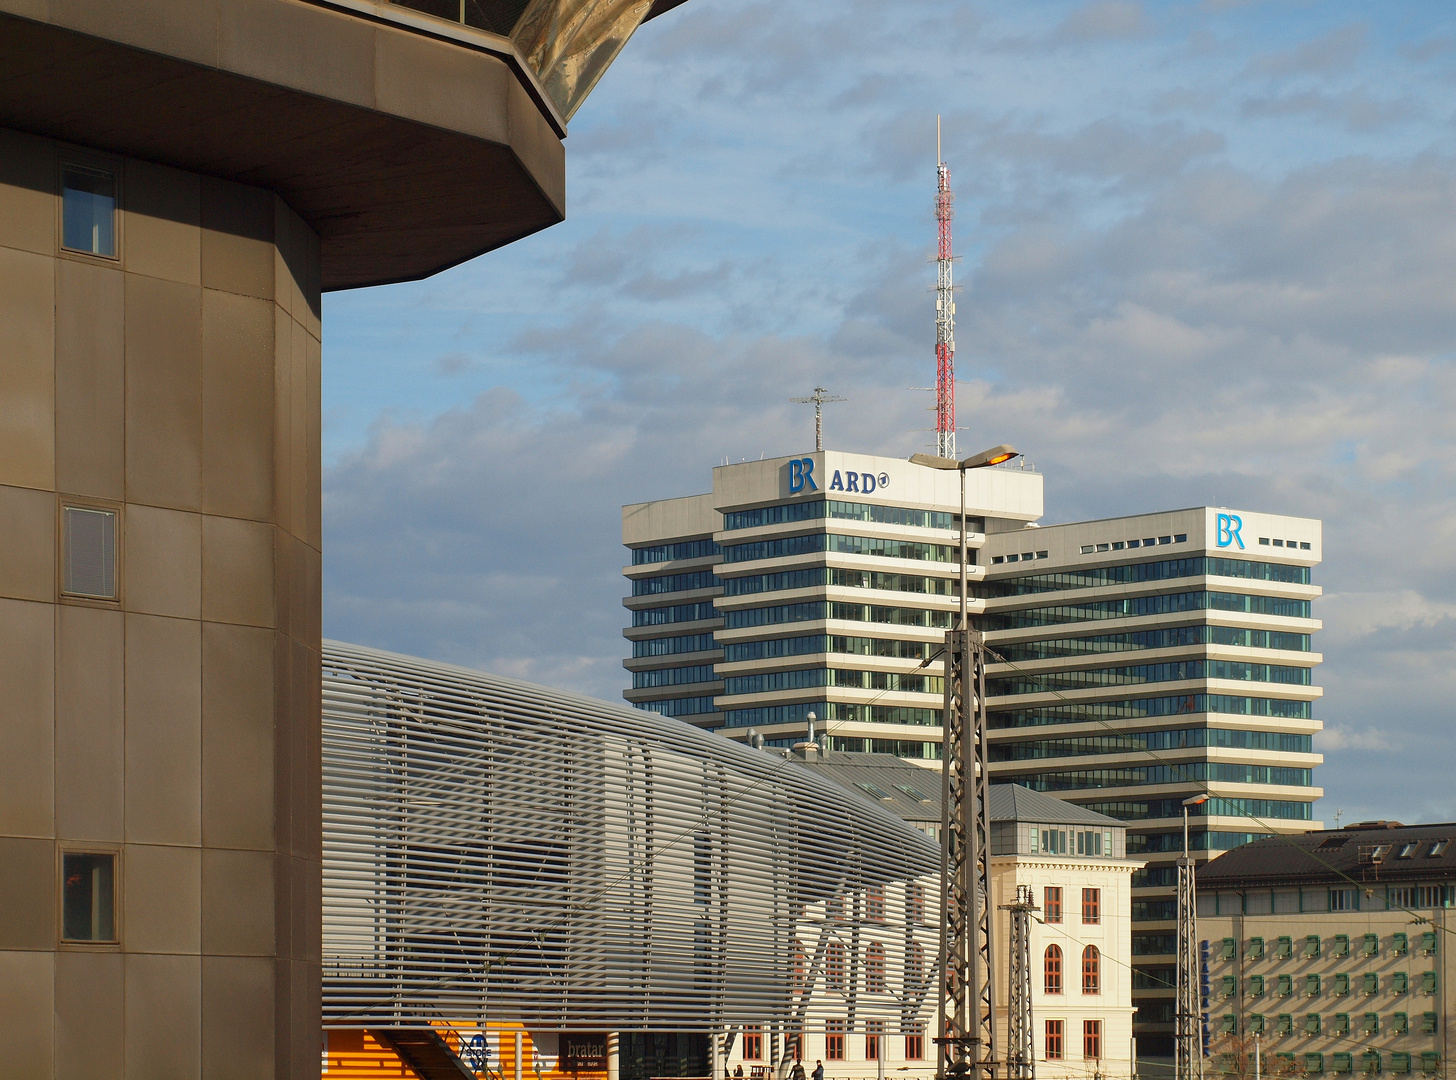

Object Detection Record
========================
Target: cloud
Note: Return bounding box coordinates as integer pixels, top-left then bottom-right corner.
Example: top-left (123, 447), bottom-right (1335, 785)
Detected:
top-left (1241, 90), bottom-right (1418, 133)
top-left (1248, 23), bottom-right (1369, 78)
top-left (1047, 1), bottom-right (1148, 45)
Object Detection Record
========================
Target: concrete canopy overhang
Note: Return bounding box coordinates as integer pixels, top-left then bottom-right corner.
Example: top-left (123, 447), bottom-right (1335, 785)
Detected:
top-left (0, 0), bottom-right (670, 289)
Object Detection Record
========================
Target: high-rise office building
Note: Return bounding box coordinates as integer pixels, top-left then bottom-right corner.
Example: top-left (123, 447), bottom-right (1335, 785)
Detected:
top-left (622, 454), bottom-right (1324, 1055)
top-left (0, 2), bottom-right (678, 1075)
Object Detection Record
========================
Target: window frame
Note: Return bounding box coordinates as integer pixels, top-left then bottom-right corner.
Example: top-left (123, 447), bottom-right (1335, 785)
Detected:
top-left (865, 942), bottom-right (887, 994)
top-left (1045, 1020), bottom-right (1064, 1061)
top-left (864, 1020), bottom-right (883, 1062)
top-left (825, 1020), bottom-right (846, 1061)
top-left (826, 941), bottom-right (847, 992)
top-left (58, 845), bottom-right (122, 948)
top-left (58, 158), bottom-right (123, 263)
top-left (904, 1023), bottom-right (925, 1061)
top-left (1082, 887), bottom-right (1101, 925)
top-left (58, 499), bottom-right (124, 606)
top-left (1082, 946), bottom-right (1100, 995)
top-left (1082, 1019), bottom-right (1102, 1060)
top-left (1045, 944), bottom-right (1064, 994)
top-left (743, 1027), bottom-right (763, 1061)
top-left (1044, 887), bottom-right (1062, 924)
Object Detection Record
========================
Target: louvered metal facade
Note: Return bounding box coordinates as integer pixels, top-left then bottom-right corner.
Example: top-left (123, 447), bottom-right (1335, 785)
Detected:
top-left (321, 641), bottom-right (940, 1031)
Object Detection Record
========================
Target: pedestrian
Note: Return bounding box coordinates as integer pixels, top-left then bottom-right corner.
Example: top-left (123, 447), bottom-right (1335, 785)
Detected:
top-left (790, 1059), bottom-right (806, 1080)
top-left (812, 1061), bottom-right (824, 1080)
top-left (735, 1067), bottom-right (744, 1078)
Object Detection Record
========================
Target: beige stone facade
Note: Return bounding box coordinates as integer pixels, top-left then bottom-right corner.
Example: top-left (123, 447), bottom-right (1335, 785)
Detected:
top-left (0, 127), bottom-right (322, 1078)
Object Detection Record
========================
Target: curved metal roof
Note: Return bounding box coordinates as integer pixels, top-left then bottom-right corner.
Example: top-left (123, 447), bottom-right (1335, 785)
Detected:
top-left (321, 640), bottom-right (939, 1029)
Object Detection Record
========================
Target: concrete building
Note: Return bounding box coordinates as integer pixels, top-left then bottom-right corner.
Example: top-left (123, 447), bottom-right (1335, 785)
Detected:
top-left (761, 750), bottom-right (1142, 1079)
top-left (0, 2), bottom-right (680, 1076)
top-left (620, 454), bottom-right (1325, 1056)
top-left (1196, 823), bottom-right (1454, 1079)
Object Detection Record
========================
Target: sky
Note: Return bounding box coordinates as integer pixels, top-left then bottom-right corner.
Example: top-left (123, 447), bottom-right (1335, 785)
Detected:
top-left (321, 1), bottom-right (1456, 828)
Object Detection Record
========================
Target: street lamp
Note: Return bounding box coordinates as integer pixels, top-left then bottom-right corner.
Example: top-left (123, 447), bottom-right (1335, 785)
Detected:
top-left (1182, 793), bottom-right (1210, 862)
top-left (909, 445), bottom-right (1021, 629)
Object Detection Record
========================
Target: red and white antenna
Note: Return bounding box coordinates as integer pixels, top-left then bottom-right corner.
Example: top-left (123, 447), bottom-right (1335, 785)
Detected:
top-left (934, 115), bottom-right (956, 460)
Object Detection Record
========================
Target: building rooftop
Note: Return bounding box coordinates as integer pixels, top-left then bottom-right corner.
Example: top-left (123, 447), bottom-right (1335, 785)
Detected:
top-left (1200, 822), bottom-right (1456, 889)
top-left (784, 750), bottom-right (1124, 831)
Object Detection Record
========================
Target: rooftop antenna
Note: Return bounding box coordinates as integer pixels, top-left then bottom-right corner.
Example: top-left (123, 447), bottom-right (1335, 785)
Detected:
top-left (935, 115), bottom-right (957, 460)
top-left (790, 387), bottom-right (846, 452)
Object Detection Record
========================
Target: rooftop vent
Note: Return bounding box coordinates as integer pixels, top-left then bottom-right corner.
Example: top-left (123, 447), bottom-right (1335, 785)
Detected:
top-left (1345, 820), bottom-right (1406, 831)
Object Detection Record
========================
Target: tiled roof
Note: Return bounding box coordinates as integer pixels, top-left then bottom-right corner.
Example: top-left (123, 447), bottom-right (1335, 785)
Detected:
top-left (1199, 823), bottom-right (1456, 889)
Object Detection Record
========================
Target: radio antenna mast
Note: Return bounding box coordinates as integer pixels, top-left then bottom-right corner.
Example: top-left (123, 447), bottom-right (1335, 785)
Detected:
top-left (790, 387), bottom-right (847, 452)
top-left (935, 116), bottom-right (957, 460)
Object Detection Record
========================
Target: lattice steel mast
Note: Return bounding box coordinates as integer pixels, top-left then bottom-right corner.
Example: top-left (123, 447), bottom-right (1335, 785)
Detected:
top-left (1000, 886), bottom-right (1038, 1080)
top-left (935, 116), bottom-right (956, 460)
top-left (1176, 796), bottom-right (1207, 1080)
top-left (936, 461), bottom-right (995, 1080)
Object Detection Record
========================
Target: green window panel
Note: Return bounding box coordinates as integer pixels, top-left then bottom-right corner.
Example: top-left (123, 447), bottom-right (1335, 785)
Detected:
top-left (1221, 975), bottom-right (1237, 998)
top-left (1419, 1053), bottom-right (1439, 1074)
top-left (1363, 1013), bottom-right (1380, 1036)
top-left (1276, 936), bottom-right (1294, 959)
top-left (1248, 936), bottom-right (1265, 960)
top-left (1363, 934), bottom-right (1380, 957)
top-left (1277, 1014), bottom-right (1294, 1035)
top-left (1392, 933), bottom-right (1409, 956)
top-left (1307, 935), bottom-right (1323, 959)
top-left (1305, 1014), bottom-right (1322, 1035)
top-left (1363, 973), bottom-right (1379, 995)
top-left (1391, 1054), bottom-right (1411, 1076)
top-left (1419, 932), bottom-right (1437, 956)
top-left (1222, 1014), bottom-right (1238, 1034)
top-left (1306, 1054), bottom-right (1325, 1076)
top-left (1333, 973), bottom-right (1351, 996)
top-left (1220, 937), bottom-right (1237, 960)
top-left (1249, 1014), bottom-right (1266, 1035)
top-left (1392, 1012), bottom-right (1409, 1035)
top-left (1331, 934), bottom-right (1351, 958)
top-left (1277, 975), bottom-right (1294, 997)
top-left (1306, 974), bottom-right (1322, 996)
top-left (1392, 972), bottom-right (1409, 994)
top-left (1420, 971), bottom-right (1438, 995)
top-left (1362, 1051), bottom-right (1382, 1075)
top-left (1333, 1054), bottom-right (1353, 1075)
top-left (1420, 1012), bottom-right (1438, 1034)
top-left (1332, 1014), bottom-right (1351, 1036)
top-left (1249, 975), bottom-right (1266, 997)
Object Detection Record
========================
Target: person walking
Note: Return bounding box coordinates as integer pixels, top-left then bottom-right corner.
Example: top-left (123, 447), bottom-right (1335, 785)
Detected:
top-left (812, 1061), bottom-right (824, 1080)
top-left (790, 1059), bottom-right (806, 1080)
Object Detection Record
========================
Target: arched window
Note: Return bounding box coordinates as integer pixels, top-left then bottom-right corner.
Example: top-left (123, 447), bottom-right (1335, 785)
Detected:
top-left (1045, 944), bottom-right (1063, 994)
top-left (827, 941), bottom-right (846, 991)
top-left (1082, 945), bottom-right (1100, 994)
top-left (908, 942), bottom-right (926, 989)
top-left (866, 943), bottom-right (887, 993)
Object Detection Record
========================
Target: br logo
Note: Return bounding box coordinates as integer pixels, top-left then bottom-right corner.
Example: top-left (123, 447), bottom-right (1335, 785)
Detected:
top-left (1216, 513), bottom-right (1244, 550)
top-left (787, 458), bottom-right (818, 493)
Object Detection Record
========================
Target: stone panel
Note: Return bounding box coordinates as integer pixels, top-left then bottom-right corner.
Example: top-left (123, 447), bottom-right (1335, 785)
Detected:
top-left (0, 950), bottom-right (54, 1076)
top-left (0, 597), bottom-right (55, 837)
top-left (201, 621), bottom-right (274, 850)
top-left (124, 843), bottom-right (201, 955)
top-left (200, 175), bottom-right (274, 300)
top-left (202, 289), bottom-right (274, 520)
top-left (125, 157), bottom-right (201, 286)
top-left (54, 258), bottom-right (126, 500)
top-left (0, 245), bottom-right (55, 490)
top-left (0, 837), bottom-right (55, 949)
top-left (124, 503), bottom-right (202, 620)
top-left (125, 274), bottom-right (202, 510)
top-left (0, 127), bottom-right (55, 256)
top-left (0, 483), bottom-right (54, 602)
top-left (202, 954), bottom-right (276, 1079)
top-left (202, 848), bottom-right (274, 956)
top-left (55, 951), bottom-right (124, 1080)
top-left (55, 604), bottom-right (125, 842)
top-left (125, 952), bottom-right (201, 1080)
top-left (201, 514), bottom-right (274, 627)
top-left (124, 613), bottom-right (202, 846)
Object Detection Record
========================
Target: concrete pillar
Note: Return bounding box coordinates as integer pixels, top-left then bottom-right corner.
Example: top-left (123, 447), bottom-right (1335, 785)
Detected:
top-left (517, 1030), bottom-right (525, 1080)
top-left (0, 127), bottom-right (321, 1079)
top-left (607, 1032), bottom-right (620, 1080)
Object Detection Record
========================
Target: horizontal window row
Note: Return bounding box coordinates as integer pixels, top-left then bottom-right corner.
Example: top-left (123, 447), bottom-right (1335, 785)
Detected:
top-left (632, 696), bottom-right (718, 717)
top-left (797, 938), bottom-right (929, 996)
top-left (722, 532), bottom-right (968, 565)
top-left (1205, 887), bottom-right (1455, 917)
top-left (629, 538), bottom-right (721, 565)
top-left (724, 601), bottom-right (956, 631)
top-left (723, 667), bottom-right (943, 697)
top-left (631, 602), bottom-right (720, 627)
top-left (723, 498), bottom-right (976, 533)
top-left (989, 550), bottom-right (1049, 564)
top-left (727, 701), bottom-right (941, 729)
top-left (984, 553), bottom-right (1311, 595)
top-left (1258, 537), bottom-right (1312, 551)
top-left (988, 659), bottom-right (1313, 697)
top-left (1044, 943), bottom-right (1103, 994)
top-left (996, 624), bottom-right (1312, 661)
top-left (993, 728), bottom-right (1312, 762)
top-left (1044, 1019), bottom-right (1105, 1061)
top-left (1003, 762), bottom-right (1313, 792)
top-left (723, 566), bottom-right (963, 598)
top-left (992, 692), bottom-right (1313, 730)
top-left (983, 589), bottom-right (1311, 630)
top-left (632, 633), bottom-right (718, 658)
top-left (763, 735), bottom-right (941, 758)
top-left (631, 664), bottom-right (719, 689)
top-left (1094, 797), bottom-right (1313, 825)
top-left (1079, 534), bottom-right (1187, 555)
top-left (1214, 1049), bottom-right (1439, 1077)
top-left (755, 1023), bottom-right (931, 1063)
top-left (1218, 970), bottom-right (1437, 999)
top-left (631, 569), bottom-right (719, 596)
top-left (1230, 1012), bottom-right (1438, 1037)
top-left (723, 634), bottom-right (935, 664)
top-left (1129, 831), bottom-right (1274, 855)
top-left (1215, 933), bottom-right (1437, 961)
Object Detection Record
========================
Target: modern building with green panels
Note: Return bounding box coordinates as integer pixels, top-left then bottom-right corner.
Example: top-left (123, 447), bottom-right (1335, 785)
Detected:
top-left (979, 507), bottom-right (1325, 1057)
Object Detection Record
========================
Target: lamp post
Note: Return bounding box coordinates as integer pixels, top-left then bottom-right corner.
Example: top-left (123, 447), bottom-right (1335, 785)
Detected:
top-left (909, 445), bottom-right (1020, 1080)
top-left (1177, 793), bottom-right (1210, 1080)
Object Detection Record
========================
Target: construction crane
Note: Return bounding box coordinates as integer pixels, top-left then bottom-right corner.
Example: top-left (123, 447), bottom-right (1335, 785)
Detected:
top-left (790, 387), bottom-right (846, 452)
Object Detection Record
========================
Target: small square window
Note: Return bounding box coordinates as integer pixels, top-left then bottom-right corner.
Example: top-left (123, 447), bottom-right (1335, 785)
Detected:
top-left (62, 505), bottom-right (118, 600)
top-left (62, 165), bottom-right (118, 257)
top-left (1260, 537), bottom-right (1271, 545)
top-left (1007, 553), bottom-right (1020, 563)
top-left (1037, 551), bottom-right (1048, 559)
top-left (1111, 541), bottom-right (1125, 550)
top-left (1174, 533), bottom-right (1187, 543)
top-left (1159, 536), bottom-right (1172, 544)
top-left (1300, 542), bottom-right (1311, 550)
top-left (1142, 538), bottom-right (1156, 547)
top-left (1079, 545), bottom-right (1094, 555)
top-left (992, 555), bottom-right (1005, 564)
top-left (1273, 539), bottom-right (1284, 547)
top-left (1286, 539), bottom-right (1297, 547)
top-left (1127, 539), bottom-right (1141, 548)
top-left (1096, 543), bottom-right (1110, 552)
top-left (62, 851), bottom-right (117, 942)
